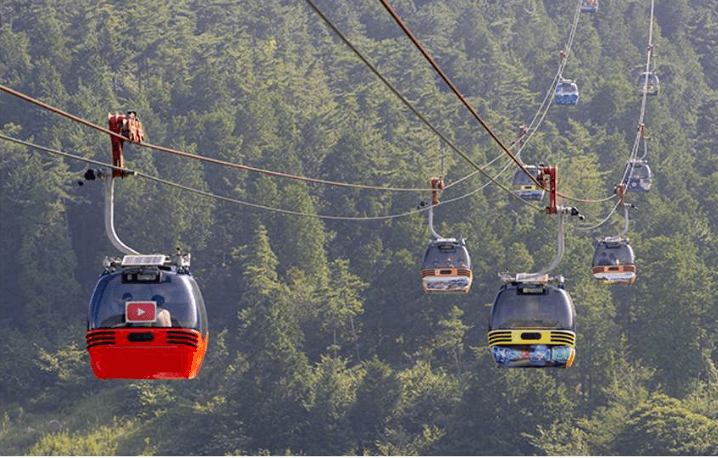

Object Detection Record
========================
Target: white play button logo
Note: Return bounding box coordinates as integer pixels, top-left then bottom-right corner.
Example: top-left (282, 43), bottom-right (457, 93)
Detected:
top-left (126, 302), bottom-right (157, 322)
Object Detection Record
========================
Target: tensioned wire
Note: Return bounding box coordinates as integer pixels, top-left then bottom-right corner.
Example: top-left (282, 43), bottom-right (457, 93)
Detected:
top-left (570, 0), bottom-right (656, 233)
top-left (0, 84), bottom-right (463, 194)
top-left (302, 0), bottom-right (543, 211)
top-left (0, 81), bottom-right (542, 210)
top-left (306, 0), bottom-right (620, 229)
top-left (518, 0), bottom-right (616, 206)
top-left (521, 0), bottom-right (582, 142)
top-left (375, 0), bottom-right (616, 206)
top-left (0, 134), bottom-right (524, 221)
top-left (0, 0), bottom-right (588, 213)
top-left (0, 1), bottom-right (642, 218)
top-left (485, 0), bottom-right (580, 179)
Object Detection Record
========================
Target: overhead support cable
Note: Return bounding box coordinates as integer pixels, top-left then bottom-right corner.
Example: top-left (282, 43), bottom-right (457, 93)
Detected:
top-left (375, 0), bottom-right (616, 206)
top-left (0, 84), bottom-right (446, 194)
top-left (374, 0), bottom-right (536, 184)
top-left (0, 134), bottom-right (538, 221)
top-left (571, 0), bottom-right (656, 234)
top-left (302, 0), bottom-right (541, 210)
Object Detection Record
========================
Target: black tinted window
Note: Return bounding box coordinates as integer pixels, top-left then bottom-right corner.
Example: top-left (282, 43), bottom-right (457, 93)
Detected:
top-left (490, 286), bottom-right (575, 330)
top-left (89, 271), bottom-right (206, 331)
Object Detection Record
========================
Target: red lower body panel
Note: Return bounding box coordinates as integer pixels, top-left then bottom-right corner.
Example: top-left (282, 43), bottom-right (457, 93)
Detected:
top-left (86, 329), bottom-right (207, 379)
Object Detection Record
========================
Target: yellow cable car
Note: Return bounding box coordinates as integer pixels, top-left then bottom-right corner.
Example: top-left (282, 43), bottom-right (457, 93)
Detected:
top-left (488, 278), bottom-right (576, 368)
top-left (511, 165), bottom-right (545, 201)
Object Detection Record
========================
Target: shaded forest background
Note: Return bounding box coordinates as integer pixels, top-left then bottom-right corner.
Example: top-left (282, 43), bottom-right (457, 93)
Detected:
top-left (1, 0), bottom-right (718, 455)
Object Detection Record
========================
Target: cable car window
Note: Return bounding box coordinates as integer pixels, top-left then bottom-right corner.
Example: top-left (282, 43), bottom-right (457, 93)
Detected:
top-left (490, 286), bottom-right (574, 331)
top-left (557, 82), bottom-right (577, 94)
top-left (89, 272), bottom-right (205, 331)
top-left (638, 73), bottom-right (658, 85)
top-left (422, 243), bottom-right (470, 269)
top-left (512, 169), bottom-right (537, 186)
top-left (592, 242), bottom-right (635, 266)
top-left (629, 163), bottom-right (648, 179)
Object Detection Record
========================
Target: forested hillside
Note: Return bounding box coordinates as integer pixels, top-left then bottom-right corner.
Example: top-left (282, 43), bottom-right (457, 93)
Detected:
top-left (1, 0), bottom-right (718, 455)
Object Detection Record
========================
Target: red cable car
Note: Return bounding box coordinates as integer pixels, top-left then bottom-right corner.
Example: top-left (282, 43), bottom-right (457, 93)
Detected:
top-left (86, 254), bottom-right (208, 379)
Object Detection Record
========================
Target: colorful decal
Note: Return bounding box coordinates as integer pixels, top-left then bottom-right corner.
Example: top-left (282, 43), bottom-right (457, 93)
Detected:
top-left (423, 276), bottom-right (470, 291)
top-left (491, 345), bottom-right (574, 368)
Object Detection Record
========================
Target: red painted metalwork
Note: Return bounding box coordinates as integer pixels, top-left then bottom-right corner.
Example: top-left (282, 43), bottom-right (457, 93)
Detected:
top-left (540, 166), bottom-right (558, 214)
top-left (615, 183), bottom-right (626, 207)
top-left (108, 112), bottom-right (144, 178)
top-left (431, 177), bottom-right (444, 206)
top-left (86, 328), bottom-right (208, 379)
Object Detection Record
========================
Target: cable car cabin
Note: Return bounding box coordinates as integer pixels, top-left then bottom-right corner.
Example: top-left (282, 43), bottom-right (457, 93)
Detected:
top-left (555, 79), bottom-right (579, 105)
top-left (637, 72), bottom-right (660, 96)
top-left (592, 237), bottom-right (636, 284)
top-left (622, 160), bottom-right (652, 192)
top-left (86, 254), bottom-right (208, 379)
top-left (512, 165), bottom-right (545, 201)
top-left (421, 238), bottom-right (473, 293)
top-left (487, 281), bottom-right (576, 368)
top-left (580, 0), bottom-right (598, 12)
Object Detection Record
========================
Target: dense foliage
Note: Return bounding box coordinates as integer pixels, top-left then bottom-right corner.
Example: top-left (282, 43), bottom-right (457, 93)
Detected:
top-left (1, 0), bottom-right (717, 455)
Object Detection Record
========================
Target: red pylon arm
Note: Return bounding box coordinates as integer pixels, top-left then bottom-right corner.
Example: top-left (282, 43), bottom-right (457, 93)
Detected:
top-left (540, 166), bottom-right (558, 214)
top-left (430, 177), bottom-right (444, 206)
top-left (108, 112), bottom-right (145, 178)
top-left (108, 113), bottom-right (126, 178)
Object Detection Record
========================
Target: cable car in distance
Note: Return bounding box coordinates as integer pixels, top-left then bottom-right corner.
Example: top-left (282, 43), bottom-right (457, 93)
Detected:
top-left (591, 237), bottom-right (636, 284)
top-left (512, 165), bottom-right (545, 201)
top-left (86, 254), bottom-right (208, 379)
top-left (555, 78), bottom-right (579, 105)
top-left (421, 238), bottom-right (473, 293)
top-left (623, 160), bottom-right (652, 192)
top-left (487, 275), bottom-right (576, 368)
top-left (637, 71), bottom-right (660, 96)
top-left (580, 0), bottom-right (598, 12)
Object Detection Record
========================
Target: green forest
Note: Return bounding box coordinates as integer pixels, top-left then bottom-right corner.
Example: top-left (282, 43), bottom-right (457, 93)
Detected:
top-left (1, 0), bottom-right (718, 455)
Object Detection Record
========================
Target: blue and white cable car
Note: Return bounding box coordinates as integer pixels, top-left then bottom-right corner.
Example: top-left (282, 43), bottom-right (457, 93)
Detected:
top-left (623, 160), bottom-right (652, 192)
top-left (555, 78), bottom-right (579, 105)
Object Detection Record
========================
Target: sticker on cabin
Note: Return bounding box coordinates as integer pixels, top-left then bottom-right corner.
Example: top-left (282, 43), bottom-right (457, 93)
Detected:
top-left (126, 301), bottom-right (157, 323)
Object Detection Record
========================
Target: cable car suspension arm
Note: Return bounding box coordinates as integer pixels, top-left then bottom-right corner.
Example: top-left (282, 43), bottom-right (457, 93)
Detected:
top-left (618, 205), bottom-right (631, 238)
top-left (104, 174), bottom-right (139, 255)
top-left (102, 112), bottom-right (143, 255)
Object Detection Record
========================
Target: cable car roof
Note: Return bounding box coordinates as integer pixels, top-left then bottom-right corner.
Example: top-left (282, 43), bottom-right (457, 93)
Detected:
top-left (592, 239), bottom-right (635, 266)
top-left (105, 251), bottom-right (192, 272)
top-left (427, 237), bottom-right (465, 247)
top-left (499, 272), bottom-right (564, 285)
top-left (597, 235), bottom-right (627, 244)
